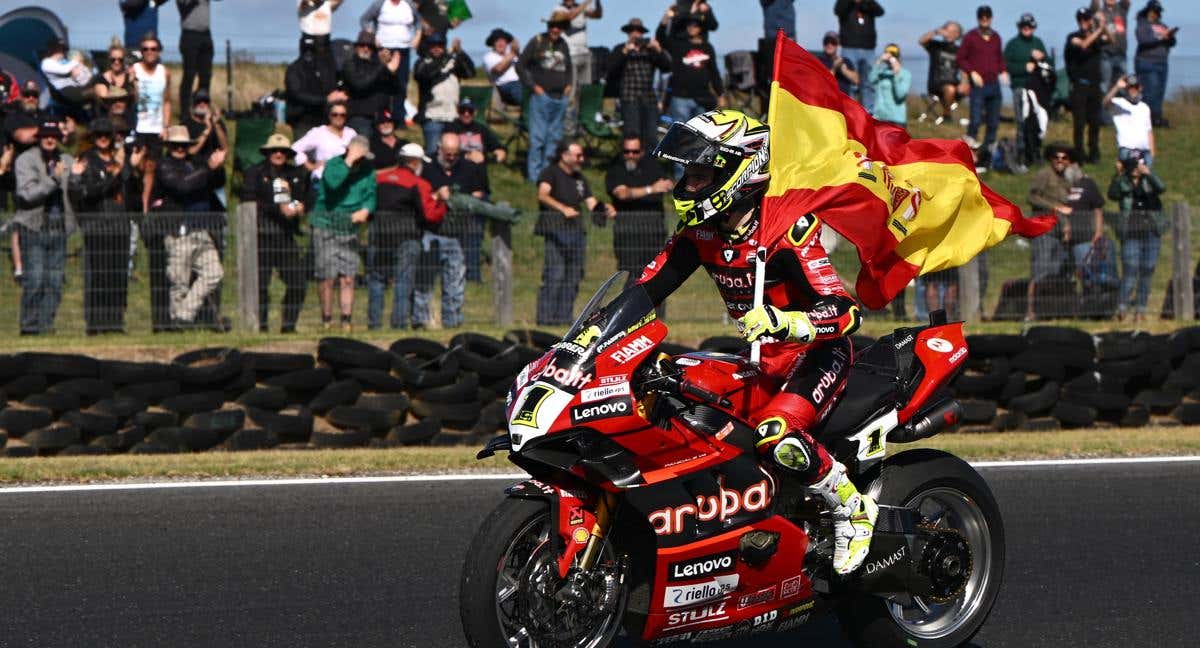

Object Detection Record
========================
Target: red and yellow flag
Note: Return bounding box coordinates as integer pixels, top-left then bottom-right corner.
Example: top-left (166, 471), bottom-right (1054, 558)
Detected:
top-left (762, 32), bottom-right (1054, 309)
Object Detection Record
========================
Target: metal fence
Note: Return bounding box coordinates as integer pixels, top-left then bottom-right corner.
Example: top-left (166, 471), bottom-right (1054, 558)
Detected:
top-left (0, 204), bottom-right (1195, 336)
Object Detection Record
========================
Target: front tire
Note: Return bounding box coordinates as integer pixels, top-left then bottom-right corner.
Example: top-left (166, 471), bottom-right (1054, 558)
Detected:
top-left (459, 497), bottom-right (627, 648)
top-left (838, 449), bottom-right (1006, 648)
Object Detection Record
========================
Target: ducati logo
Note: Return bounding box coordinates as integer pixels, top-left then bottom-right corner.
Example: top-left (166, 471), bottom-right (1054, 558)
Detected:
top-left (722, 248), bottom-right (735, 264)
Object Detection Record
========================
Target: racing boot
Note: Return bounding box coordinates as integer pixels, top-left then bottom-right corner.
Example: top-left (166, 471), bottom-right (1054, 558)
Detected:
top-left (807, 459), bottom-right (878, 575)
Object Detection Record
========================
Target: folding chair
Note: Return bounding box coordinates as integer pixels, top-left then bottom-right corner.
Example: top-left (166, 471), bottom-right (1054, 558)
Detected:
top-left (577, 83), bottom-right (619, 156)
top-left (458, 84), bottom-right (493, 122)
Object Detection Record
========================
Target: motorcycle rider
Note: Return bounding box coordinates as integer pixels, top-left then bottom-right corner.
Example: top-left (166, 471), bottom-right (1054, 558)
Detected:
top-left (638, 108), bottom-right (877, 575)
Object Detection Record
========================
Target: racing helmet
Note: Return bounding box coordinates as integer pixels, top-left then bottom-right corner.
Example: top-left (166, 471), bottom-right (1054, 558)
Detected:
top-left (652, 109), bottom-right (770, 228)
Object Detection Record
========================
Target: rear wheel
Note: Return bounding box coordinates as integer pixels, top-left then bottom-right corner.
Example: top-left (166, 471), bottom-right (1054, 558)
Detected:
top-left (838, 449), bottom-right (1005, 648)
top-left (460, 497), bottom-right (628, 648)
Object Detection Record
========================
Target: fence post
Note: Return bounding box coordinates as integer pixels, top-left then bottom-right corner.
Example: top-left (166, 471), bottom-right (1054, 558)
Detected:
top-left (958, 257), bottom-right (982, 323)
top-left (236, 202), bottom-right (259, 332)
top-left (225, 39), bottom-right (233, 112)
top-left (1172, 202), bottom-right (1194, 322)
top-left (492, 221), bottom-right (513, 326)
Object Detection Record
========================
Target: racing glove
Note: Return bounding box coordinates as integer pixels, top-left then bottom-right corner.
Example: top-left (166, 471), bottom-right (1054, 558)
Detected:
top-left (739, 305), bottom-right (817, 343)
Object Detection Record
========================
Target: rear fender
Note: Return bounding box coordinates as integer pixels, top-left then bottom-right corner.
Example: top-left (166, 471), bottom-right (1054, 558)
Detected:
top-left (505, 479), bottom-right (599, 578)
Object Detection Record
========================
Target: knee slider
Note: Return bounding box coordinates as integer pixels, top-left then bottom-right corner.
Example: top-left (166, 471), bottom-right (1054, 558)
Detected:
top-left (754, 416), bottom-right (788, 453)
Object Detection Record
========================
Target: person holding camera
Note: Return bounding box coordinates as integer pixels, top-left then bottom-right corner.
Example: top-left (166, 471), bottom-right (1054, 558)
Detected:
top-left (1133, 0), bottom-right (1176, 127)
top-left (1109, 151), bottom-right (1165, 322)
top-left (412, 32), bottom-right (475, 156)
top-left (918, 22), bottom-right (964, 126)
top-left (182, 89), bottom-right (227, 209)
top-left (867, 44), bottom-right (911, 127)
top-left (607, 18), bottom-right (670, 149)
top-left (1066, 7), bottom-right (1108, 164)
top-left (343, 31), bottom-right (402, 138)
top-left (1104, 74), bottom-right (1154, 167)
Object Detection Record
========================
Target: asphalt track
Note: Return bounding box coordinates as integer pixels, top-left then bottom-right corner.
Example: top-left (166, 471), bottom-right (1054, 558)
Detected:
top-left (1, 459), bottom-right (1198, 648)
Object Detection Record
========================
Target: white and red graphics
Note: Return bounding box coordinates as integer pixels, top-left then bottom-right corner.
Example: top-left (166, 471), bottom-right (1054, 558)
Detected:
top-left (580, 382), bottom-right (630, 403)
top-left (610, 335), bottom-right (655, 364)
top-left (649, 480), bottom-right (771, 536)
top-left (665, 601), bottom-right (729, 629)
top-left (667, 550), bottom-right (738, 581)
top-left (662, 574), bottom-right (740, 609)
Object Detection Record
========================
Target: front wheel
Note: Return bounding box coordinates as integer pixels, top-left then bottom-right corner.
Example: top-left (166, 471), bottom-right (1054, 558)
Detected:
top-left (837, 449), bottom-right (1006, 648)
top-left (459, 497), bottom-right (628, 648)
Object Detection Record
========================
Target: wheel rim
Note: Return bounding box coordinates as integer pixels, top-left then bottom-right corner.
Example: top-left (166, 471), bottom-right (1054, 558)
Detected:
top-left (493, 512), bottom-right (625, 648)
top-left (885, 487), bottom-right (994, 640)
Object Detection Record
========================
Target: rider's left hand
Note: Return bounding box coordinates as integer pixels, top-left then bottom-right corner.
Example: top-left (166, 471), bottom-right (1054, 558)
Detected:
top-left (739, 305), bottom-right (815, 343)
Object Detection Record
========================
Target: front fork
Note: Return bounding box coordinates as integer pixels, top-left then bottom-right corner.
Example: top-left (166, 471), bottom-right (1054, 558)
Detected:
top-left (577, 491), bottom-right (618, 570)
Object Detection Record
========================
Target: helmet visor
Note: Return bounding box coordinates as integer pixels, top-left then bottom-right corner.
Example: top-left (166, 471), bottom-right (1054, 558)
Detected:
top-left (652, 122), bottom-right (745, 168)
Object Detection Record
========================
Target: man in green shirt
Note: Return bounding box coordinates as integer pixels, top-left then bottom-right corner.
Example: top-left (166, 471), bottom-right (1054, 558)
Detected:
top-left (1004, 13), bottom-right (1047, 172)
top-left (311, 135), bottom-right (377, 332)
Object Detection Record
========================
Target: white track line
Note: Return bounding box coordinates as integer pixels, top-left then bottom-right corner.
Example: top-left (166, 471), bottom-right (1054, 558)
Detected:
top-left (1, 456), bottom-right (1198, 495)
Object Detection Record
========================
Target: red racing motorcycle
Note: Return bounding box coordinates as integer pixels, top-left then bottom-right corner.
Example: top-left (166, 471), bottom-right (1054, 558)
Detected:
top-left (460, 272), bottom-right (1004, 647)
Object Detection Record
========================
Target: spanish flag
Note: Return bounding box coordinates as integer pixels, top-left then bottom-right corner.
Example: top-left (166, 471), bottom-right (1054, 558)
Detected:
top-left (762, 32), bottom-right (1055, 309)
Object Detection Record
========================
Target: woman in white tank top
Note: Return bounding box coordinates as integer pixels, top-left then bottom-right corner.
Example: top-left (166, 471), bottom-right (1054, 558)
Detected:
top-left (133, 37), bottom-right (171, 137)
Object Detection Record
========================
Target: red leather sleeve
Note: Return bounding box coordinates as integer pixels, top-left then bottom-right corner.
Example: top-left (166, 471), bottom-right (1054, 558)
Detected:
top-left (636, 233), bottom-right (701, 306)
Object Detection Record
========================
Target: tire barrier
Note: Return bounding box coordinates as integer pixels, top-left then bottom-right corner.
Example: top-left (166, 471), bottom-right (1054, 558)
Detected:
top-left (0, 326), bottom-right (1198, 457)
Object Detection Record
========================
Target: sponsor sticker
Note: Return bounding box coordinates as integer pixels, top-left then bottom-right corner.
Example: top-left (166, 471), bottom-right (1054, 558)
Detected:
top-left (737, 586), bottom-right (776, 609)
top-left (539, 361), bottom-right (593, 390)
top-left (510, 385), bottom-right (554, 428)
top-left (611, 335), bottom-right (655, 364)
top-left (949, 346), bottom-right (968, 364)
top-left (864, 545), bottom-right (907, 575)
top-left (692, 626), bottom-right (732, 641)
top-left (665, 602), bottom-right (728, 628)
top-left (580, 382), bottom-right (630, 403)
top-left (926, 337), bottom-right (953, 353)
top-left (732, 369), bottom-right (759, 380)
top-left (668, 549), bottom-right (738, 581)
top-left (663, 574), bottom-right (739, 609)
top-left (780, 575), bottom-right (803, 599)
top-left (714, 421), bottom-right (734, 441)
top-left (569, 396), bottom-right (632, 424)
top-left (568, 506), bottom-right (584, 526)
top-left (751, 610), bottom-right (778, 627)
top-left (572, 527), bottom-right (590, 544)
top-left (676, 357), bottom-right (701, 366)
top-left (649, 480), bottom-right (770, 536)
top-left (785, 600), bottom-right (814, 616)
top-left (652, 632), bottom-right (692, 645)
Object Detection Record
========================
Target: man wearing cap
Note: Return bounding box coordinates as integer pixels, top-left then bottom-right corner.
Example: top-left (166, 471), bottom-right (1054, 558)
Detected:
top-left (1133, 0), bottom-right (1176, 127)
top-left (1026, 143), bottom-right (1076, 321)
top-left (867, 44), bottom-right (911, 126)
top-left (957, 5), bottom-right (1007, 166)
top-left (1108, 148), bottom-right (1165, 322)
top-left (483, 29), bottom-right (523, 107)
top-left (241, 133), bottom-right (313, 333)
top-left (517, 11), bottom-right (573, 181)
top-left (816, 32), bottom-right (860, 98)
top-left (445, 98), bottom-right (505, 166)
top-left (71, 116), bottom-right (140, 334)
top-left (370, 110), bottom-right (408, 170)
top-left (918, 22), bottom-right (964, 125)
top-left (1104, 74), bottom-right (1154, 167)
top-left (310, 135), bottom-right (376, 332)
top-left (343, 30), bottom-right (402, 137)
top-left (154, 124), bottom-right (227, 329)
top-left (607, 18), bottom-right (670, 148)
top-left (3, 82), bottom-right (51, 156)
top-left (657, 12), bottom-right (724, 127)
top-left (12, 122), bottom-right (78, 334)
top-left (834, 0), bottom-right (885, 107)
top-left (1067, 7), bottom-right (1108, 164)
top-left (286, 36), bottom-right (345, 138)
top-left (371, 141), bottom-right (443, 329)
top-left (412, 32), bottom-right (475, 156)
top-left (1004, 14), bottom-right (1047, 171)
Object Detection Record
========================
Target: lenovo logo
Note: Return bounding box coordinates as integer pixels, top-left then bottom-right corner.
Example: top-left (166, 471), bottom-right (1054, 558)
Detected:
top-left (668, 550), bottom-right (738, 581)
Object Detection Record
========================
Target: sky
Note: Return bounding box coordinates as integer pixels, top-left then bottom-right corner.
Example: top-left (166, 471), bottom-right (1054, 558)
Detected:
top-left (27, 0), bottom-right (1200, 68)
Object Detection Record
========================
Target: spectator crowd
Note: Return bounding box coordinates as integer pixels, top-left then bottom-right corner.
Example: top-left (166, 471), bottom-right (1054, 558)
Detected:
top-left (0, 0), bottom-right (1188, 335)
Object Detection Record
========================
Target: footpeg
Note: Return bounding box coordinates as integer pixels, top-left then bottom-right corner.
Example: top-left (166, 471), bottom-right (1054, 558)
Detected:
top-left (739, 530), bottom-right (779, 566)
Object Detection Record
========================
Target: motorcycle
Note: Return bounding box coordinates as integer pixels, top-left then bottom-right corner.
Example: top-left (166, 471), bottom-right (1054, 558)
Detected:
top-left (460, 272), bottom-right (1004, 647)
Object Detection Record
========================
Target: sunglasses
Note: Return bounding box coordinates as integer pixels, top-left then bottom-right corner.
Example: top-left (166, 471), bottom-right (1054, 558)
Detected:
top-left (1052, 154), bottom-right (1070, 161)
top-left (330, 112), bottom-right (348, 118)
top-left (141, 46), bottom-right (160, 52)
top-left (622, 148), bottom-right (642, 155)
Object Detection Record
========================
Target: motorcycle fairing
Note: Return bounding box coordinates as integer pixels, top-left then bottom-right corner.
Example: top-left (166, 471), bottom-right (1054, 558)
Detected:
top-left (505, 479), bottom-right (599, 578)
top-left (899, 323), bottom-right (968, 421)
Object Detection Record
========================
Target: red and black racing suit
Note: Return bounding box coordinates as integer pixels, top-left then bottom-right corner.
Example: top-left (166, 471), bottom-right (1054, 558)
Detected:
top-left (637, 211), bottom-right (862, 482)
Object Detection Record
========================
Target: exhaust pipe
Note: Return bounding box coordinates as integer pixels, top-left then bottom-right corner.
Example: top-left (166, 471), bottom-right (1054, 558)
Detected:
top-left (892, 400), bottom-right (961, 443)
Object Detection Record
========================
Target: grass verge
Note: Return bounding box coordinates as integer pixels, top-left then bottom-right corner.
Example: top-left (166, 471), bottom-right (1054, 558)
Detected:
top-left (2, 427), bottom-right (1196, 485)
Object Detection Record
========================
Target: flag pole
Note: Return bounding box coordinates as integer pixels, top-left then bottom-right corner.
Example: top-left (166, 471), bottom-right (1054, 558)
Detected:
top-left (750, 246), bottom-right (767, 364)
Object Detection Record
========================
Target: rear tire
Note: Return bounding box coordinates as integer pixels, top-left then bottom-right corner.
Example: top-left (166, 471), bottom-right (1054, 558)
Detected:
top-left (838, 449), bottom-right (1005, 648)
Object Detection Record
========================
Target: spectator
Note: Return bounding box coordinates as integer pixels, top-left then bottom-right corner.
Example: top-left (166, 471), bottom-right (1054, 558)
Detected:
top-left (605, 135), bottom-right (672, 300)
top-left (517, 11), bottom-right (572, 181)
top-left (412, 32), bottom-right (474, 156)
top-left (133, 33), bottom-right (171, 149)
top-left (1067, 8), bottom-right (1106, 164)
top-left (343, 30), bottom-right (402, 136)
top-left (292, 101), bottom-right (357, 179)
top-left (868, 44), bottom-right (911, 126)
top-left (1004, 13), bottom-right (1046, 172)
top-left (834, 0), bottom-right (885, 108)
top-left (359, 0), bottom-right (421, 117)
top-left (241, 133), bottom-right (312, 333)
top-left (1064, 159), bottom-right (1107, 269)
top-left (957, 5), bottom-right (1006, 167)
top-left (762, 0), bottom-right (796, 40)
top-left (415, 0), bottom-right (464, 42)
top-left (1026, 144), bottom-right (1075, 321)
top-left (1109, 151), bottom-right (1165, 322)
top-left (0, 62), bottom-right (19, 110)
top-left (91, 43), bottom-right (137, 116)
top-left (417, 131), bottom-right (480, 325)
top-left (919, 22), bottom-right (964, 125)
top-left (154, 125), bottom-right (226, 329)
top-left (299, 0), bottom-right (344, 52)
top-left (1093, 0), bottom-right (1132, 95)
top-left (1018, 50), bottom-right (1057, 169)
top-left (535, 141), bottom-right (613, 325)
top-left (310, 135), bottom-right (376, 332)
top-left (446, 98), bottom-right (505, 166)
top-left (370, 141), bottom-right (443, 329)
top-left (71, 117), bottom-right (137, 334)
top-left (816, 31), bottom-right (861, 97)
top-left (1133, 0), bottom-right (1175, 127)
top-left (175, 0), bottom-right (217, 117)
top-left (119, 0), bottom-right (169, 50)
top-left (658, 14), bottom-right (724, 125)
top-left (665, 1), bottom-right (718, 40)
top-left (555, 0), bottom-right (603, 135)
top-left (482, 28), bottom-right (522, 107)
top-left (40, 38), bottom-right (93, 122)
top-left (4, 82), bottom-right (50, 156)
top-left (99, 86), bottom-right (134, 125)
top-left (607, 18), bottom-right (670, 149)
top-left (13, 122), bottom-right (77, 335)
top-left (182, 89), bottom-right (227, 209)
top-left (370, 109), bottom-right (408, 169)
top-left (1104, 74), bottom-right (1155, 167)
top-left (285, 36), bottom-right (345, 139)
